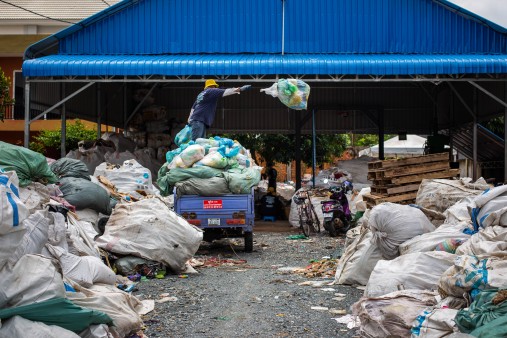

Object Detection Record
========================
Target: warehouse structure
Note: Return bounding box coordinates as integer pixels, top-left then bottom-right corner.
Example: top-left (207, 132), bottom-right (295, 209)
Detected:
top-left (21, 0), bottom-right (507, 184)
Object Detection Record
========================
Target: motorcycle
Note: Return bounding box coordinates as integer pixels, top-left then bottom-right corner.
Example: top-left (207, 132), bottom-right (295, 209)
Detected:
top-left (321, 180), bottom-right (353, 237)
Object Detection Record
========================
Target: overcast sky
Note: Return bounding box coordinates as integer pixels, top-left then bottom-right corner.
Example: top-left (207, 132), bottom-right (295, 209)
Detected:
top-left (449, 0), bottom-right (507, 28)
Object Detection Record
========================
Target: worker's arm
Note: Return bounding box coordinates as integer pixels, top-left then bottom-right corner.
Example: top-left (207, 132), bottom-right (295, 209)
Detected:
top-left (222, 88), bottom-right (241, 97)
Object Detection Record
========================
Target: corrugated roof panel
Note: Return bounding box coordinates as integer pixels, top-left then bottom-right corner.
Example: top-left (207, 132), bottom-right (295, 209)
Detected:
top-left (51, 0), bottom-right (507, 56)
top-left (285, 0), bottom-right (506, 53)
top-left (59, 0), bottom-right (281, 55)
top-left (23, 54), bottom-right (507, 77)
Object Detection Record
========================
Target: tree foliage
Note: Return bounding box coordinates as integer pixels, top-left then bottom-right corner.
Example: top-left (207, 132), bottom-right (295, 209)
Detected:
top-left (223, 133), bottom-right (347, 166)
top-left (348, 133), bottom-right (396, 147)
top-left (484, 116), bottom-right (504, 138)
top-left (30, 120), bottom-right (97, 155)
top-left (0, 67), bottom-right (14, 121)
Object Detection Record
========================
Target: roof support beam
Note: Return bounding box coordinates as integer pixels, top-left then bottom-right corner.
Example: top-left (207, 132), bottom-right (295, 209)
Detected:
top-left (447, 83), bottom-right (476, 119)
top-left (124, 83), bottom-right (158, 127)
top-left (29, 82), bottom-right (95, 123)
top-left (467, 80), bottom-right (507, 109)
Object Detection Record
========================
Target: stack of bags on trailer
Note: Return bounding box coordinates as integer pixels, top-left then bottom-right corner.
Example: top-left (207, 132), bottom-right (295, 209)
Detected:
top-left (334, 176), bottom-right (507, 337)
top-left (157, 127), bottom-right (261, 196)
top-left (0, 142), bottom-right (203, 337)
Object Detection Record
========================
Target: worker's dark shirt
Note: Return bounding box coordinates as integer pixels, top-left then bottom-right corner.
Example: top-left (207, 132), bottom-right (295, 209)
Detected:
top-left (188, 88), bottom-right (226, 127)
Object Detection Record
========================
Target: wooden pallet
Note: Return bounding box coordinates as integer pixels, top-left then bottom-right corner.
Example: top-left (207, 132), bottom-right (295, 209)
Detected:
top-left (368, 160), bottom-right (450, 180)
top-left (371, 168), bottom-right (460, 186)
top-left (367, 152), bottom-right (449, 170)
top-left (363, 191), bottom-right (418, 207)
top-left (370, 183), bottom-right (421, 195)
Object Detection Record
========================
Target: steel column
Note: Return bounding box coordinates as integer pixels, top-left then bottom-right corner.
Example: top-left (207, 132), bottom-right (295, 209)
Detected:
top-left (97, 83), bottom-right (101, 138)
top-left (295, 110), bottom-right (302, 190)
top-left (61, 83), bottom-right (66, 158)
top-left (311, 108), bottom-right (316, 187)
top-left (378, 108), bottom-right (385, 160)
top-left (473, 88), bottom-right (478, 181)
top-left (23, 82), bottom-right (30, 148)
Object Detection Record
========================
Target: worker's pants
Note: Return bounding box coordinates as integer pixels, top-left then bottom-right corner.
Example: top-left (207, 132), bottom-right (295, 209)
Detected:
top-left (190, 120), bottom-right (207, 141)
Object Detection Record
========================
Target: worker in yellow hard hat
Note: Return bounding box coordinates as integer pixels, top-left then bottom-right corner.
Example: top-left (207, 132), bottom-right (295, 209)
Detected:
top-left (187, 79), bottom-right (251, 140)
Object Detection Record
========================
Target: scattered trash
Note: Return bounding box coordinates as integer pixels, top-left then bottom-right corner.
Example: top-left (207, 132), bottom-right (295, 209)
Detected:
top-left (156, 296), bottom-right (178, 304)
top-left (329, 309), bottom-right (347, 315)
top-left (138, 300), bottom-right (155, 315)
top-left (311, 306), bottom-right (329, 311)
top-left (286, 234), bottom-right (308, 240)
top-left (332, 314), bottom-right (360, 329)
top-left (293, 258), bottom-right (339, 278)
top-left (321, 288), bottom-right (336, 292)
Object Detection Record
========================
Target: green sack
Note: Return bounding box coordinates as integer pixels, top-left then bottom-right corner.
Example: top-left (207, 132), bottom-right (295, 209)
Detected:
top-left (0, 141), bottom-right (57, 187)
top-left (455, 289), bottom-right (507, 335)
top-left (156, 165), bottom-right (223, 196)
top-left (50, 158), bottom-right (91, 180)
top-left (469, 314), bottom-right (507, 338)
top-left (0, 297), bottom-right (112, 333)
top-left (58, 177), bottom-right (112, 214)
top-left (222, 167), bottom-right (261, 194)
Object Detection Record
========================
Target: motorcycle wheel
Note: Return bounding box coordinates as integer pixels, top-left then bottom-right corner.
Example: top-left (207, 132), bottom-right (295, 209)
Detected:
top-left (334, 217), bottom-right (351, 234)
top-left (325, 220), bottom-right (338, 237)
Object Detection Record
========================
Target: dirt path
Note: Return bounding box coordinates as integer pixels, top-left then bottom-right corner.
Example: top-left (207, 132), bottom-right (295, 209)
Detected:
top-left (137, 228), bottom-right (363, 337)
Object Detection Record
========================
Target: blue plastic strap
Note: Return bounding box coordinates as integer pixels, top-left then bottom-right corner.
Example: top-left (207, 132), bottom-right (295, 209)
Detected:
top-left (6, 191), bottom-right (19, 226)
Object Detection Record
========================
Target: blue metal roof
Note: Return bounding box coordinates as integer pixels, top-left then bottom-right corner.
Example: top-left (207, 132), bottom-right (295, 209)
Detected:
top-left (23, 0), bottom-right (507, 77)
top-left (22, 54), bottom-right (507, 77)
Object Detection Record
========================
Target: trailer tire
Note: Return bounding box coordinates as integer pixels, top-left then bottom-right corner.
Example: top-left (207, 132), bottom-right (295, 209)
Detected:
top-left (244, 231), bottom-right (253, 253)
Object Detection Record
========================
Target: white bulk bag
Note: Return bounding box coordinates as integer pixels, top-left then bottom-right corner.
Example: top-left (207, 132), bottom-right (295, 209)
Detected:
top-left (0, 316), bottom-right (80, 338)
top-left (9, 210), bottom-right (50, 265)
top-left (96, 198), bottom-right (203, 273)
top-left (368, 203), bottom-right (435, 259)
top-left (46, 244), bottom-right (116, 287)
top-left (470, 184), bottom-right (507, 229)
top-left (399, 221), bottom-right (471, 255)
top-left (455, 225), bottom-right (507, 258)
top-left (94, 159), bottom-right (158, 195)
top-left (0, 254), bottom-right (66, 308)
top-left (0, 170), bottom-right (29, 233)
top-left (352, 290), bottom-right (438, 338)
top-left (365, 251), bottom-right (456, 298)
top-left (67, 283), bottom-right (143, 338)
top-left (334, 226), bottom-right (383, 286)
top-left (411, 308), bottom-right (459, 338)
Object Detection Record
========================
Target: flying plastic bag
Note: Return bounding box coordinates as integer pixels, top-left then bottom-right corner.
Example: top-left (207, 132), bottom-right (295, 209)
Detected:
top-left (261, 79), bottom-right (310, 110)
top-left (174, 125), bottom-right (192, 146)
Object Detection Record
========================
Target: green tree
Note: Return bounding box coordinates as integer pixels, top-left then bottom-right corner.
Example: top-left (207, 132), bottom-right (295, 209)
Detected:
top-left (223, 133), bottom-right (347, 166)
top-left (484, 116), bottom-right (504, 138)
top-left (349, 133), bottom-right (396, 147)
top-left (0, 67), bottom-right (14, 121)
top-left (30, 120), bottom-right (96, 155)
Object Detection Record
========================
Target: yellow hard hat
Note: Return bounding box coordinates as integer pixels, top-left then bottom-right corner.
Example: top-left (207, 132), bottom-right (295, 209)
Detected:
top-left (204, 79), bottom-right (219, 89)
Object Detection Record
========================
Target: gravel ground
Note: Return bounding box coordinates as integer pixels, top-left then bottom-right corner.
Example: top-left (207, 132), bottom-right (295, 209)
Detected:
top-left (135, 227), bottom-right (363, 338)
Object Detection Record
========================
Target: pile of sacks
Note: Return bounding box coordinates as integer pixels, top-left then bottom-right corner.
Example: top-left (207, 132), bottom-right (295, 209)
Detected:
top-left (0, 142), bottom-right (203, 337)
top-left (157, 131), bottom-right (261, 196)
top-left (334, 177), bottom-right (507, 337)
top-left (66, 132), bottom-right (164, 181)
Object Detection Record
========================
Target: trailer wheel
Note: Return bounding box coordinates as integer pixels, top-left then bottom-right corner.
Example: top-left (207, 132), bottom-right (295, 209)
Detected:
top-left (244, 231), bottom-right (253, 253)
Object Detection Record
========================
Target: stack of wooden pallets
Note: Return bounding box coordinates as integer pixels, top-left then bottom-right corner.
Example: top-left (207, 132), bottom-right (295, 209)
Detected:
top-left (363, 152), bottom-right (460, 209)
